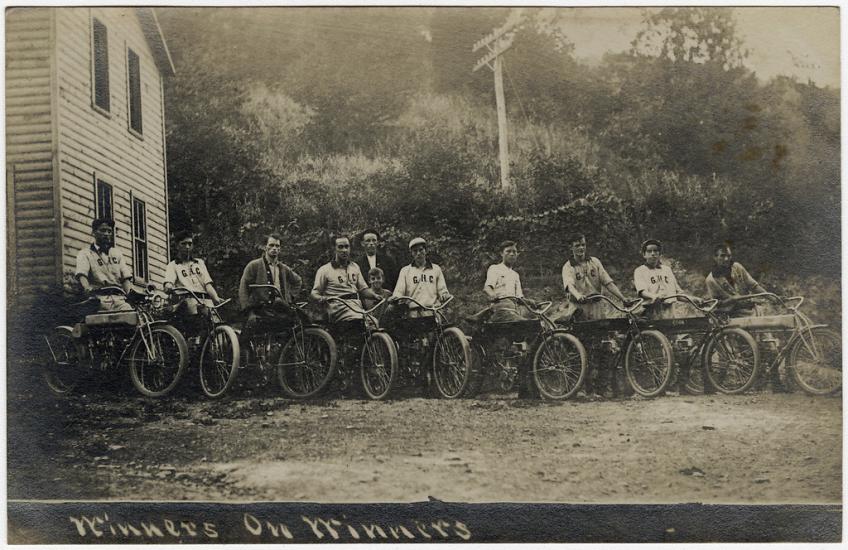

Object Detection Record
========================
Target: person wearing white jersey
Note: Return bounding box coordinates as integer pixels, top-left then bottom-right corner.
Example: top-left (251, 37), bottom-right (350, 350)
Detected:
top-left (311, 235), bottom-right (381, 323)
top-left (468, 240), bottom-right (533, 323)
top-left (74, 217), bottom-right (133, 312)
top-left (561, 234), bottom-right (627, 321)
top-left (164, 230), bottom-right (223, 316)
top-left (633, 239), bottom-right (700, 320)
top-left (391, 237), bottom-right (452, 319)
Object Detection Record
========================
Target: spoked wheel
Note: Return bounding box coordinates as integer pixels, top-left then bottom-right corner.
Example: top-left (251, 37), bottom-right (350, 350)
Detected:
top-left (683, 359), bottom-right (705, 394)
top-left (199, 325), bottom-right (241, 398)
top-left (43, 326), bottom-right (84, 396)
top-left (360, 331), bottom-right (398, 400)
top-left (789, 327), bottom-right (841, 395)
top-left (461, 340), bottom-right (486, 398)
top-left (624, 329), bottom-right (674, 397)
top-left (532, 331), bottom-right (588, 400)
top-left (704, 327), bottom-right (760, 394)
top-left (128, 324), bottom-right (188, 397)
top-left (277, 327), bottom-right (337, 398)
top-left (431, 326), bottom-right (472, 398)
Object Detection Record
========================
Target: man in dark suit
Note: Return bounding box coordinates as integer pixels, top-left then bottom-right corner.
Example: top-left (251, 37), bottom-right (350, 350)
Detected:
top-left (355, 229), bottom-right (397, 291)
top-left (238, 233), bottom-right (302, 324)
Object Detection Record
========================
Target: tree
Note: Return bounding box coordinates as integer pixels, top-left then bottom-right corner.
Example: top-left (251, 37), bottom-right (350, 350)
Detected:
top-left (631, 7), bottom-right (748, 70)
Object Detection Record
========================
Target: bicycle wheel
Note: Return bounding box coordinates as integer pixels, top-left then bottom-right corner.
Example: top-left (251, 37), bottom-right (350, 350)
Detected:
top-left (128, 324), bottom-right (188, 397)
top-left (704, 327), bottom-right (760, 394)
top-left (462, 340), bottom-right (487, 397)
top-left (683, 355), bottom-right (705, 395)
top-left (431, 326), bottom-right (472, 399)
top-left (360, 331), bottom-right (398, 400)
top-left (789, 327), bottom-right (841, 395)
top-left (624, 329), bottom-right (674, 397)
top-left (532, 331), bottom-right (588, 400)
top-left (43, 326), bottom-right (83, 396)
top-left (277, 327), bottom-right (337, 398)
top-left (199, 324), bottom-right (241, 398)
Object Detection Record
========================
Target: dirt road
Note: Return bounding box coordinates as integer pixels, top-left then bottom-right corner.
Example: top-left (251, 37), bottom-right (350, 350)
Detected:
top-left (8, 372), bottom-right (841, 505)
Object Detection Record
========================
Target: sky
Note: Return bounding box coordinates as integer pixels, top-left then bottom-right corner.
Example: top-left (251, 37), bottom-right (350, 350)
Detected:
top-left (550, 7), bottom-right (840, 88)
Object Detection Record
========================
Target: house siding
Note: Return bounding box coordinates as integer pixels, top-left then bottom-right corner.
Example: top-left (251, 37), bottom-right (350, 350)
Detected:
top-left (54, 7), bottom-right (169, 286)
top-left (5, 7), bottom-right (57, 300)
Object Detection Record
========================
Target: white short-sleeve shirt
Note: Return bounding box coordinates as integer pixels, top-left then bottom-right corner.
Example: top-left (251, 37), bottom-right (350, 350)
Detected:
top-left (562, 257), bottom-right (613, 298)
top-left (312, 261), bottom-right (367, 322)
top-left (633, 263), bottom-right (684, 301)
top-left (485, 262), bottom-right (523, 299)
top-left (393, 262), bottom-right (449, 309)
top-left (165, 258), bottom-right (213, 294)
top-left (74, 244), bottom-right (133, 287)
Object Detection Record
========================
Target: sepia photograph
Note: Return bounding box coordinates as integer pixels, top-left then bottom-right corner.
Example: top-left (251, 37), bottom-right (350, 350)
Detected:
top-left (5, 3), bottom-right (842, 543)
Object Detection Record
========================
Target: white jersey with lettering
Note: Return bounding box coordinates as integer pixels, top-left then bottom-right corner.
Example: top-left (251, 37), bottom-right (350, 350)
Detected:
top-left (165, 258), bottom-right (213, 295)
top-left (75, 244), bottom-right (132, 287)
top-left (561, 256), bottom-right (613, 298)
top-left (312, 260), bottom-right (367, 322)
top-left (633, 263), bottom-right (684, 301)
top-left (393, 262), bottom-right (449, 310)
top-left (485, 262), bottom-right (523, 300)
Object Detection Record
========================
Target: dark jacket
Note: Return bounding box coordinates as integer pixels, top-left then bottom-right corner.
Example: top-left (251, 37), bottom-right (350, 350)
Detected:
top-left (355, 252), bottom-right (398, 291)
top-left (238, 256), bottom-right (302, 311)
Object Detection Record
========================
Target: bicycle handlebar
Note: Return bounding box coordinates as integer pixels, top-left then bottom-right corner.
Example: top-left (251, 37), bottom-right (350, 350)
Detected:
top-left (731, 292), bottom-right (804, 311)
top-left (657, 293), bottom-right (718, 313)
top-left (585, 293), bottom-right (644, 314)
top-left (326, 296), bottom-right (386, 316)
top-left (170, 287), bottom-right (230, 309)
top-left (391, 294), bottom-right (454, 311)
top-left (784, 296), bottom-right (804, 310)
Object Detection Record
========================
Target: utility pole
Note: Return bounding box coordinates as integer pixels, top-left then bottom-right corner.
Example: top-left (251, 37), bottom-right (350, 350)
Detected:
top-left (473, 9), bottom-right (523, 190)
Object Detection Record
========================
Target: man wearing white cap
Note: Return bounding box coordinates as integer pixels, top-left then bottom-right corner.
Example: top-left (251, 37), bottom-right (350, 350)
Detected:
top-left (391, 237), bottom-right (452, 318)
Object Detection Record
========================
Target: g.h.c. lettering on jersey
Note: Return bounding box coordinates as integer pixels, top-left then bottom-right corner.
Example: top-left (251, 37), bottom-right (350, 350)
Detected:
top-left (96, 255), bottom-right (121, 267)
top-left (574, 269), bottom-right (597, 281)
top-left (181, 263), bottom-right (204, 278)
top-left (338, 273), bottom-right (358, 284)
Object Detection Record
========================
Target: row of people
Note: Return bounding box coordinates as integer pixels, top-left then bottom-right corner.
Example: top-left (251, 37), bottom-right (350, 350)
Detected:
top-left (74, 217), bottom-right (766, 327)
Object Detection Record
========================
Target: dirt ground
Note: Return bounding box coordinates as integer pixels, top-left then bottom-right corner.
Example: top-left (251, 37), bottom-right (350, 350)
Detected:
top-left (7, 367), bottom-right (842, 505)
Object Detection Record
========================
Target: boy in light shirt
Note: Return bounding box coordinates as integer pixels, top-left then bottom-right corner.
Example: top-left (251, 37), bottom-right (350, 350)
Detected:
top-left (633, 239), bottom-right (700, 320)
top-left (562, 234), bottom-right (627, 321)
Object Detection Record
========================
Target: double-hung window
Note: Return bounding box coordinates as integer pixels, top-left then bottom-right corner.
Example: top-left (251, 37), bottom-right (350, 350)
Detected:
top-left (131, 197), bottom-right (148, 281)
top-left (91, 17), bottom-right (110, 113)
top-left (127, 48), bottom-right (143, 135)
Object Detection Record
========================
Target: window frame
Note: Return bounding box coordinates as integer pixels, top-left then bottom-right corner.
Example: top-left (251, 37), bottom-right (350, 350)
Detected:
top-left (93, 176), bottom-right (114, 221)
top-left (90, 15), bottom-right (111, 116)
top-left (130, 194), bottom-right (149, 283)
top-left (92, 177), bottom-right (118, 242)
top-left (126, 45), bottom-right (144, 138)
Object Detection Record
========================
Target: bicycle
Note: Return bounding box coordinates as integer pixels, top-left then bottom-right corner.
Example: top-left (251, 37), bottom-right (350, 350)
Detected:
top-left (464, 296), bottom-right (588, 400)
top-left (648, 294), bottom-right (760, 395)
top-left (387, 296), bottom-right (472, 399)
top-left (167, 287), bottom-right (240, 398)
top-left (241, 284), bottom-right (337, 399)
top-left (566, 294), bottom-right (674, 398)
top-left (325, 295), bottom-right (398, 400)
top-left (721, 292), bottom-right (841, 396)
top-left (43, 286), bottom-right (188, 398)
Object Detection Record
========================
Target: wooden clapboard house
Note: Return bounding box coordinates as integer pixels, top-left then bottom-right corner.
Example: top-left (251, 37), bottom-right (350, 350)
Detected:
top-left (6, 7), bottom-right (175, 307)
